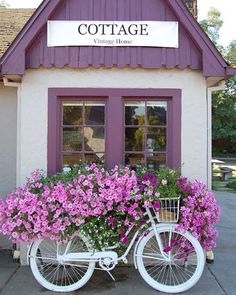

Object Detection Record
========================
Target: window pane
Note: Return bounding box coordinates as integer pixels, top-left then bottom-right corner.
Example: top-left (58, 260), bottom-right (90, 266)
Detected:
top-left (84, 127), bottom-right (105, 152)
top-left (63, 128), bottom-right (83, 151)
top-left (147, 102), bottom-right (167, 125)
top-left (147, 154), bottom-right (166, 169)
top-left (125, 128), bottom-right (144, 151)
top-left (147, 128), bottom-right (166, 152)
top-left (125, 154), bottom-right (145, 167)
top-left (85, 102), bottom-right (105, 125)
top-left (125, 101), bottom-right (145, 125)
top-left (63, 103), bottom-right (83, 125)
top-left (63, 153), bottom-right (83, 166)
top-left (85, 153), bottom-right (105, 164)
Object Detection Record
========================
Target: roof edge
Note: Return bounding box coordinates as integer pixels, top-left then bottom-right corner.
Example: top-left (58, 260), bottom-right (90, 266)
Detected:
top-left (0, 0), bottom-right (50, 64)
top-left (226, 67), bottom-right (236, 77)
top-left (0, 0), bottom-right (60, 70)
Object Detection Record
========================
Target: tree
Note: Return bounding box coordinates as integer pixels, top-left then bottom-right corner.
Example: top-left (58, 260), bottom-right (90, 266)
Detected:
top-left (0, 0), bottom-right (9, 8)
top-left (212, 79), bottom-right (236, 154)
top-left (212, 40), bottom-right (236, 155)
top-left (199, 8), bottom-right (224, 53)
top-left (226, 40), bottom-right (236, 65)
top-left (200, 8), bottom-right (236, 155)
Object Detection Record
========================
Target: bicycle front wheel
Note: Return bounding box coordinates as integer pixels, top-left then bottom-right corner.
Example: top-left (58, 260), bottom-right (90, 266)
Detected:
top-left (29, 234), bottom-right (95, 292)
top-left (136, 224), bottom-right (205, 293)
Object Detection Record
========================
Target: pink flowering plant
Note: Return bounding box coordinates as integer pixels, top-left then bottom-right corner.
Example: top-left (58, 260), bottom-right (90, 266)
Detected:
top-left (0, 164), bottom-right (221, 252)
top-left (0, 164), bottom-right (145, 250)
top-left (177, 177), bottom-right (221, 251)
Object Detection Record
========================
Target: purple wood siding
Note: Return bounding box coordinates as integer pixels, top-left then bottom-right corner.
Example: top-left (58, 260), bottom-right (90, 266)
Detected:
top-left (25, 0), bottom-right (202, 70)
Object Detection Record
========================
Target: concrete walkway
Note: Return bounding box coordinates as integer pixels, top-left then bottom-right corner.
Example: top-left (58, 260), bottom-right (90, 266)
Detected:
top-left (0, 191), bottom-right (235, 295)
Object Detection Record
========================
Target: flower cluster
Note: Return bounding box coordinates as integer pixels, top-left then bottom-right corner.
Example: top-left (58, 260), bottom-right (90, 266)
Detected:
top-left (0, 164), bottom-right (144, 249)
top-left (178, 177), bottom-right (221, 251)
top-left (0, 164), bottom-right (221, 252)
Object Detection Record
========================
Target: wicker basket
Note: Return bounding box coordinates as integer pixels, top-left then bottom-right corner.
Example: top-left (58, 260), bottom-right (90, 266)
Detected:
top-left (156, 197), bottom-right (180, 223)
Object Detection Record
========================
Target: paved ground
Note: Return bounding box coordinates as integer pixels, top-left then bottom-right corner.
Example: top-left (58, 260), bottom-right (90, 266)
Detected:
top-left (0, 191), bottom-right (235, 295)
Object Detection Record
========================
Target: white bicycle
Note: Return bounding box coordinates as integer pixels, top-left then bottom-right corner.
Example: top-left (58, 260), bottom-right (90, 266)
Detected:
top-left (28, 199), bottom-right (205, 293)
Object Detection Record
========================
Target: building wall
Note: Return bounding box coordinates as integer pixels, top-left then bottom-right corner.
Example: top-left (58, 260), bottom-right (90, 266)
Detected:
top-left (18, 67), bottom-right (208, 185)
top-left (0, 83), bottom-right (17, 196)
top-left (0, 83), bottom-right (17, 249)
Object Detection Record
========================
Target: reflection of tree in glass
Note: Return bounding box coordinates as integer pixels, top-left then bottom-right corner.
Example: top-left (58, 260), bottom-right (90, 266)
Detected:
top-left (147, 129), bottom-right (166, 151)
top-left (147, 106), bottom-right (166, 125)
top-left (63, 106), bottom-right (83, 125)
top-left (85, 106), bottom-right (105, 125)
top-left (125, 106), bottom-right (145, 125)
top-left (125, 128), bottom-right (144, 151)
top-left (134, 128), bottom-right (144, 150)
top-left (63, 129), bottom-right (82, 151)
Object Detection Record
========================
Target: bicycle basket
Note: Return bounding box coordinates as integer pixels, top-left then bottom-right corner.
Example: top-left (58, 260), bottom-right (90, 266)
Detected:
top-left (156, 197), bottom-right (180, 223)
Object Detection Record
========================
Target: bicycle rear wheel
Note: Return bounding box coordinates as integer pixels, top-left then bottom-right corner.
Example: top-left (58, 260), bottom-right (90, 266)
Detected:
top-left (29, 234), bottom-right (95, 292)
top-left (136, 224), bottom-right (205, 293)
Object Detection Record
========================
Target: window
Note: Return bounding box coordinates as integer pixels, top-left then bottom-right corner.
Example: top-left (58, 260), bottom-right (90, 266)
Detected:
top-left (62, 100), bottom-right (105, 166)
top-left (124, 101), bottom-right (167, 169)
top-left (48, 88), bottom-right (181, 175)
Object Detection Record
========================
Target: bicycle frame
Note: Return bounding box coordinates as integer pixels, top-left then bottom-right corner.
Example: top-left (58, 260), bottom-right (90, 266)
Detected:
top-left (57, 208), bottom-right (170, 266)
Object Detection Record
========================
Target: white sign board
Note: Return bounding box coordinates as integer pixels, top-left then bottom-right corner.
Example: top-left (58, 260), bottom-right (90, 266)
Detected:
top-left (47, 21), bottom-right (179, 48)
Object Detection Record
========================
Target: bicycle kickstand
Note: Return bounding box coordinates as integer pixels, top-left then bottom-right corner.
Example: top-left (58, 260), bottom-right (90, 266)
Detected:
top-left (106, 270), bottom-right (116, 281)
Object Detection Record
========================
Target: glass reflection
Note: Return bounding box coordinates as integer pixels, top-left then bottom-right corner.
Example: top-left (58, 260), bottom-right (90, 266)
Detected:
top-left (63, 128), bottom-right (83, 151)
top-left (147, 154), bottom-right (166, 170)
top-left (63, 153), bottom-right (83, 166)
top-left (147, 102), bottom-right (167, 125)
top-left (84, 127), bottom-right (105, 152)
top-left (125, 128), bottom-right (144, 151)
top-left (125, 154), bottom-right (145, 167)
top-left (125, 102), bottom-right (145, 125)
top-left (85, 153), bottom-right (104, 163)
top-left (63, 103), bottom-right (83, 125)
top-left (146, 128), bottom-right (166, 152)
top-left (85, 102), bottom-right (105, 125)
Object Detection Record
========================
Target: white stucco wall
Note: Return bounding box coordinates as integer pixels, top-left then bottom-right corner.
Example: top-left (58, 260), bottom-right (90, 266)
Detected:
top-left (0, 83), bottom-right (17, 249)
top-left (0, 83), bottom-right (17, 196)
top-left (19, 67), bottom-right (208, 185)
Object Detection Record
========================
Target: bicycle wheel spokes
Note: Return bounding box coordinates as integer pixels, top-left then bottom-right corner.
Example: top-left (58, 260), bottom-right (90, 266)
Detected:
top-left (30, 235), bottom-right (95, 292)
top-left (136, 225), bottom-right (205, 293)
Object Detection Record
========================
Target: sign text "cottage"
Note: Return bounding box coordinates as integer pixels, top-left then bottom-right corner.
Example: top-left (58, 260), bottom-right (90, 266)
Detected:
top-left (78, 23), bottom-right (149, 36)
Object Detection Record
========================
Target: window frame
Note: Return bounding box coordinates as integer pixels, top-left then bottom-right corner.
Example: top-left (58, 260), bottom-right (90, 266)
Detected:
top-left (123, 97), bottom-right (169, 168)
top-left (48, 88), bottom-right (181, 175)
top-left (61, 98), bottom-right (107, 167)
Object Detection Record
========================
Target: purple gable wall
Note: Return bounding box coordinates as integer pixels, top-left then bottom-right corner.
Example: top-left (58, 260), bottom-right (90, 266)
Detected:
top-left (25, 0), bottom-right (202, 70)
top-left (1, 0), bottom-right (235, 77)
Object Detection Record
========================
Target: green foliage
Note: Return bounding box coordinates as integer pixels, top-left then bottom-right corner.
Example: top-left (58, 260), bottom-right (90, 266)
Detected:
top-left (78, 215), bottom-right (124, 251)
top-left (212, 77), bottom-right (236, 154)
top-left (226, 179), bottom-right (236, 191)
top-left (200, 8), bottom-right (236, 155)
top-left (154, 168), bottom-right (182, 198)
top-left (226, 40), bottom-right (236, 66)
top-left (199, 7), bottom-right (223, 48)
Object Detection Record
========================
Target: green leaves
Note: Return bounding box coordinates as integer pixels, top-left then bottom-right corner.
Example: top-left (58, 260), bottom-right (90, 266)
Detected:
top-left (200, 7), bottom-right (236, 155)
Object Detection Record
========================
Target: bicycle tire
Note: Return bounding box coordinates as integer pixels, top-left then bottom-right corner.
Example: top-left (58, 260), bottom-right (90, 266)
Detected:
top-left (29, 234), bottom-right (95, 292)
top-left (136, 224), bottom-right (205, 293)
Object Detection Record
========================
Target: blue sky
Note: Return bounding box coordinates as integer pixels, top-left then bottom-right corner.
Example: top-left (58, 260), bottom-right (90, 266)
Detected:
top-left (5, 0), bottom-right (236, 47)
